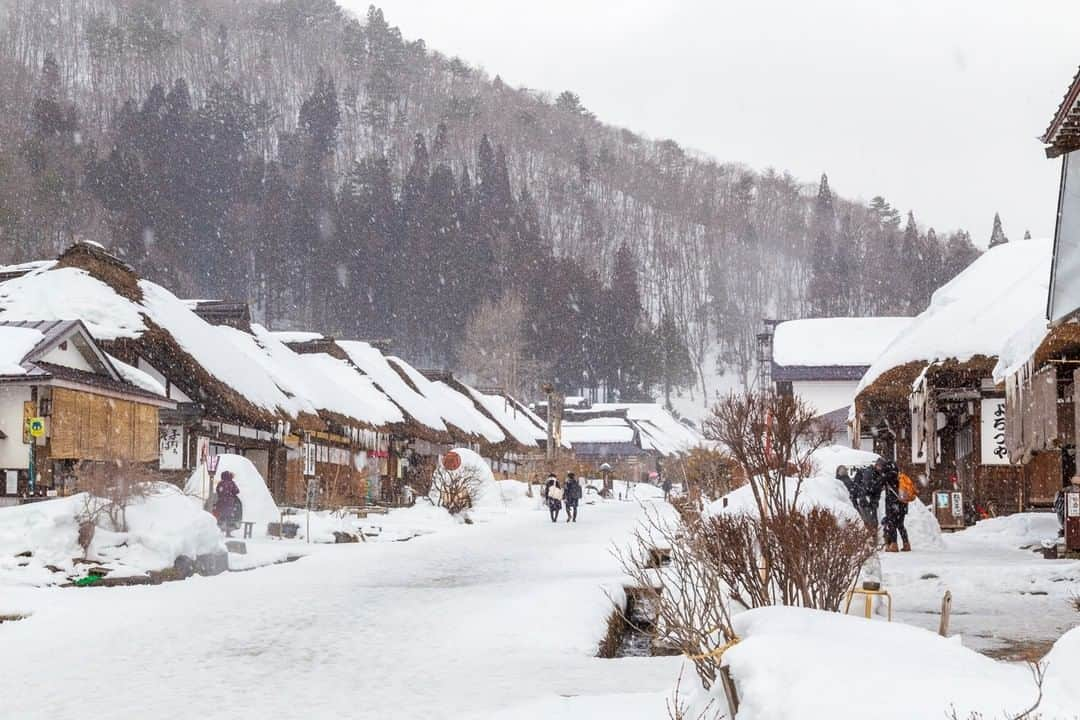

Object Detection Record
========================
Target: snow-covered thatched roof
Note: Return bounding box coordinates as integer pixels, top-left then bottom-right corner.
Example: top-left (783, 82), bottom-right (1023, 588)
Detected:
top-left (856, 238), bottom-right (1051, 399)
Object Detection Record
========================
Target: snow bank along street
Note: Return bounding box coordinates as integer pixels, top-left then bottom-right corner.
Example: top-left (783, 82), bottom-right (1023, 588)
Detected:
top-left (0, 485), bottom-right (681, 720)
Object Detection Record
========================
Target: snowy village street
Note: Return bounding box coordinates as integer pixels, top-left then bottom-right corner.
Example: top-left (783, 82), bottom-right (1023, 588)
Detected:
top-left (0, 489), bottom-right (683, 720)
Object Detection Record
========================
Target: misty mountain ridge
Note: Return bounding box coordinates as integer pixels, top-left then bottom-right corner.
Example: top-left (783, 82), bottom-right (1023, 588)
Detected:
top-left (0, 0), bottom-right (984, 411)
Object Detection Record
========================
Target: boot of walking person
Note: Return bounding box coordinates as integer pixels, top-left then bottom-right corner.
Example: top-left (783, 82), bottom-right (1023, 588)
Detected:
top-left (884, 542), bottom-right (899, 552)
top-left (901, 539), bottom-right (911, 552)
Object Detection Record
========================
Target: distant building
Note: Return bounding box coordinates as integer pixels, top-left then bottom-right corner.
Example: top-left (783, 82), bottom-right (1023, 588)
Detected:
top-left (764, 317), bottom-right (912, 421)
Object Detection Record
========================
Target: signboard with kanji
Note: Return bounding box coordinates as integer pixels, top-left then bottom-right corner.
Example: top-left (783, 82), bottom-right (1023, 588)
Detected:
top-left (159, 425), bottom-right (184, 470)
top-left (979, 398), bottom-right (1009, 466)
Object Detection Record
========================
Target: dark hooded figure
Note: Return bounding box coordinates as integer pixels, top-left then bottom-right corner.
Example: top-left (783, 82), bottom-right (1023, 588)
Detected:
top-left (213, 470), bottom-right (242, 536)
top-left (564, 472), bottom-right (582, 523)
top-left (838, 463), bottom-right (880, 530)
top-left (544, 474), bottom-right (562, 523)
top-left (879, 460), bottom-right (910, 552)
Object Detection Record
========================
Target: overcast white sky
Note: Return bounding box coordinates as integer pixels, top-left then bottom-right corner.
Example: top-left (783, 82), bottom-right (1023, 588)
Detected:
top-left (341, 0), bottom-right (1080, 246)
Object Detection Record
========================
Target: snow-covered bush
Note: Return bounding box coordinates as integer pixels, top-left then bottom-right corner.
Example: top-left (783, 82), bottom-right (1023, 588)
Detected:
top-left (184, 454), bottom-right (280, 529)
top-left (429, 448), bottom-right (495, 515)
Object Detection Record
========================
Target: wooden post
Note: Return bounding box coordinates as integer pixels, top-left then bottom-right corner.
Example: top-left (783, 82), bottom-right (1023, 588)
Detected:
top-left (718, 665), bottom-right (739, 717)
top-left (938, 590), bottom-right (952, 637)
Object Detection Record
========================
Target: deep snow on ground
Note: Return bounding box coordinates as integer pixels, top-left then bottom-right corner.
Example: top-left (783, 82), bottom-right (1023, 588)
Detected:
top-left (0, 483), bottom-right (224, 586)
top-left (3, 474), bottom-right (1080, 719)
top-left (0, 483), bottom-right (680, 720)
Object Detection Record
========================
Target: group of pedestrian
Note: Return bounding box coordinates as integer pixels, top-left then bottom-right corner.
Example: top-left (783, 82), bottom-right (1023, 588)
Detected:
top-left (836, 457), bottom-right (915, 552)
top-left (543, 472), bottom-right (583, 523)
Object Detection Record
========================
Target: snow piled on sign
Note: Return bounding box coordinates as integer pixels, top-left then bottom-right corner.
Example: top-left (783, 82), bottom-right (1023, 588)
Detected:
top-left (184, 454), bottom-right (280, 530)
top-left (857, 238), bottom-right (1051, 395)
top-left (0, 325), bottom-right (43, 375)
top-left (772, 317), bottom-right (912, 367)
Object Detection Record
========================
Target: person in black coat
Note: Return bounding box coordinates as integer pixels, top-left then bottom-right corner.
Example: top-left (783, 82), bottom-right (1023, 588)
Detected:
top-left (564, 472), bottom-right (582, 523)
top-left (838, 464), bottom-right (879, 530)
top-left (213, 470), bottom-right (242, 536)
top-left (878, 460), bottom-right (910, 552)
top-left (544, 474), bottom-right (562, 522)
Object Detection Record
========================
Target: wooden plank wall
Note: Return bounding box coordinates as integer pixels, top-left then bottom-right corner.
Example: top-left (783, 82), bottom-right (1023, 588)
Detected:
top-left (50, 388), bottom-right (158, 462)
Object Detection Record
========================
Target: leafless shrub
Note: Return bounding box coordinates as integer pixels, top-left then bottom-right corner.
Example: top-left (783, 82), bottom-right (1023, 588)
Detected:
top-left (73, 460), bottom-right (157, 533)
top-left (706, 508), bottom-right (876, 611)
top-left (430, 465), bottom-right (484, 515)
top-left (678, 447), bottom-right (743, 506)
top-left (946, 661), bottom-right (1046, 720)
top-left (618, 506), bottom-right (737, 690)
top-left (667, 666), bottom-right (721, 720)
top-left (702, 391), bottom-right (832, 519)
top-left (617, 392), bottom-right (871, 690)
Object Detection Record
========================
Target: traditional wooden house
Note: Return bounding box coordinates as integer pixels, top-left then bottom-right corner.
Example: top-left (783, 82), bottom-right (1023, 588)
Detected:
top-left (212, 325), bottom-right (405, 507)
top-left (766, 317), bottom-right (912, 421)
top-left (986, 69), bottom-right (1080, 509)
top-left (852, 239), bottom-right (1052, 516)
top-left (0, 320), bottom-right (174, 505)
top-left (560, 401), bottom-right (704, 481)
top-left (0, 243), bottom-right (323, 502)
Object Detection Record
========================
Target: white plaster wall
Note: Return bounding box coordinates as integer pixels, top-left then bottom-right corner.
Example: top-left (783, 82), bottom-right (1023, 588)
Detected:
top-left (0, 386), bottom-right (31, 469)
top-left (791, 380), bottom-right (860, 416)
top-left (40, 341), bottom-right (95, 372)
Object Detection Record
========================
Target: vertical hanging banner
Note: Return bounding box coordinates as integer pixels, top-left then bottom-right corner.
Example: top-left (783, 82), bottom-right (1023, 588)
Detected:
top-left (159, 425), bottom-right (184, 470)
top-left (980, 398), bottom-right (1009, 465)
top-left (303, 442), bottom-right (317, 476)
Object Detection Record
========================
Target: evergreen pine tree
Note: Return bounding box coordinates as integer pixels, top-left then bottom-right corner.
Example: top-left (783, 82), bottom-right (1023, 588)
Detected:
top-left (989, 212), bottom-right (1008, 248)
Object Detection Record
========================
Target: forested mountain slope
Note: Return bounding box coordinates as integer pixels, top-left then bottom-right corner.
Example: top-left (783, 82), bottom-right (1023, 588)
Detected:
top-left (0, 0), bottom-right (982, 408)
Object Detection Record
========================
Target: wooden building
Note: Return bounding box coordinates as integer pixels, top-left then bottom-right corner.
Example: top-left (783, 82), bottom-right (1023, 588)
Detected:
top-left (0, 244), bottom-right (326, 504)
top-left (766, 317), bottom-right (912, 420)
top-left (988, 68), bottom-right (1080, 508)
top-left (0, 320), bottom-right (174, 505)
top-left (852, 240), bottom-right (1052, 516)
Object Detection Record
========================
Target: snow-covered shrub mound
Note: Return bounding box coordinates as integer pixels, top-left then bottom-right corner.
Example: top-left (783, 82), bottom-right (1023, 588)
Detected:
top-left (718, 605), bottom-right (1038, 719)
top-left (1042, 625), bottom-right (1080, 712)
top-left (430, 448), bottom-right (498, 513)
top-left (707, 462), bottom-right (945, 550)
top-left (708, 474), bottom-right (861, 522)
top-left (0, 484), bottom-right (224, 586)
top-left (812, 444), bottom-right (880, 479)
top-left (950, 512), bottom-right (1061, 550)
top-left (184, 454), bottom-right (280, 528)
top-left (115, 483), bottom-right (225, 569)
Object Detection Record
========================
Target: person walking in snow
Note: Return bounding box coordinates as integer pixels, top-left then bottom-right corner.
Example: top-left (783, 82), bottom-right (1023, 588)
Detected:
top-left (662, 477), bottom-right (673, 501)
top-left (544, 474), bottom-right (563, 523)
top-left (213, 470), bottom-right (242, 536)
top-left (838, 463), bottom-right (879, 530)
top-left (879, 460), bottom-right (911, 552)
top-left (564, 472), bottom-right (582, 523)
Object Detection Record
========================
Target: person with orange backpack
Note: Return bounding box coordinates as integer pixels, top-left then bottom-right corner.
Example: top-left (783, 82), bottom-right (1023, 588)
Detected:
top-left (880, 459), bottom-right (916, 552)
